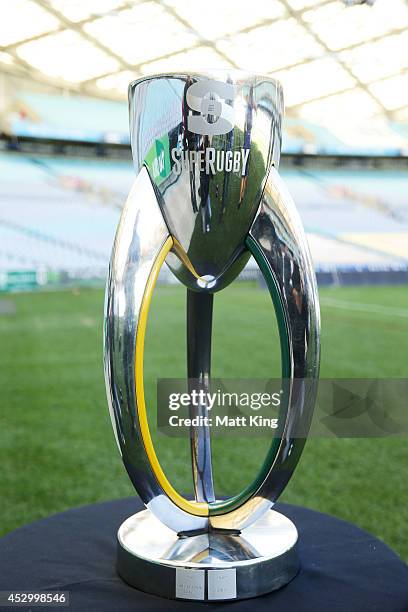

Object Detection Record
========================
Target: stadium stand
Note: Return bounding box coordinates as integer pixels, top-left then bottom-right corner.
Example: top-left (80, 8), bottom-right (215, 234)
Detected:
top-left (0, 150), bottom-right (407, 291)
top-left (6, 92), bottom-right (129, 144)
top-left (0, 152), bottom-right (127, 290)
top-left (4, 90), bottom-right (408, 156)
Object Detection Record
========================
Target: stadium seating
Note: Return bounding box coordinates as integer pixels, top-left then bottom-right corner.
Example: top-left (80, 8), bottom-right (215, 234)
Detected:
top-left (0, 152), bottom-right (407, 289)
top-left (9, 92), bottom-right (129, 144)
top-left (6, 90), bottom-right (408, 156)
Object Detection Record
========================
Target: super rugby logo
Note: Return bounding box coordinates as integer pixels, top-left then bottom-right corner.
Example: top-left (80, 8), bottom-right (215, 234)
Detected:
top-left (171, 79), bottom-right (250, 176)
top-left (171, 147), bottom-right (249, 177)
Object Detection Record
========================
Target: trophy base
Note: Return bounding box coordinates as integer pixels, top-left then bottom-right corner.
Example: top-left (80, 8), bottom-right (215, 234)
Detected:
top-left (117, 508), bottom-right (299, 602)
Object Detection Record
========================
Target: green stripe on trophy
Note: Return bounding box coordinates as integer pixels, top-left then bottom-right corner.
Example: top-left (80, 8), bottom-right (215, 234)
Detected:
top-left (209, 235), bottom-right (292, 516)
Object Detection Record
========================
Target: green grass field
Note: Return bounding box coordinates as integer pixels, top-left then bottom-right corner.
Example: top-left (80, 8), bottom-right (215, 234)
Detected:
top-left (0, 283), bottom-right (407, 561)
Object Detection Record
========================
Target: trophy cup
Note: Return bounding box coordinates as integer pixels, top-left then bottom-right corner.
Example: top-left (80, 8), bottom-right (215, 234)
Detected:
top-left (104, 71), bottom-right (320, 601)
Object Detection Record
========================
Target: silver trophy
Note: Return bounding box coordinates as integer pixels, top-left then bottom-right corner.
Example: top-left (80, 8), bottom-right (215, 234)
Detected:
top-left (104, 71), bottom-right (320, 602)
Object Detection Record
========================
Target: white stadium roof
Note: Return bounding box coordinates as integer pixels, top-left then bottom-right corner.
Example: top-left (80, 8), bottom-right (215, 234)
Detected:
top-left (0, 0), bottom-right (407, 125)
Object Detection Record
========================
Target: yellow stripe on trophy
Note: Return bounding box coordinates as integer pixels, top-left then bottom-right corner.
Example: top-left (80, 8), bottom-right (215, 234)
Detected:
top-left (172, 237), bottom-right (204, 281)
top-left (135, 235), bottom-right (208, 517)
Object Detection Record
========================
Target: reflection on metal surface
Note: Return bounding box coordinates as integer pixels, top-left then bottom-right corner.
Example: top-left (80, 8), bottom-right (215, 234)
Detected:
top-left (129, 72), bottom-right (283, 292)
top-left (119, 507), bottom-right (298, 566)
top-left (187, 290), bottom-right (215, 504)
top-left (104, 166), bottom-right (208, 532)
top-left (209, 166), bottom-right (320, 528)
top-left (105, 72), bottom-right (320, 541)
top-left (163, 532), bottom-right (259, 563)
top-left (117, 508), bottom-right (299, 600)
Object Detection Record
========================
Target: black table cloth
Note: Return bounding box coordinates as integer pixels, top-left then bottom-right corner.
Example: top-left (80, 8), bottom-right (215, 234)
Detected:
top-left (0, 498), bottom-right (407, 611)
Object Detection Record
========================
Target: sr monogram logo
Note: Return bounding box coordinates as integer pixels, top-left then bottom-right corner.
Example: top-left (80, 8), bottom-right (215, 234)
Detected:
top-left (186, 79), bottom-right (235, 136)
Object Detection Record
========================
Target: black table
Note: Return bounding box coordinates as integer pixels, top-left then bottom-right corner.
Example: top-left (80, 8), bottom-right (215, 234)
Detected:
top-left (0, 498), bottom-right (407, 611)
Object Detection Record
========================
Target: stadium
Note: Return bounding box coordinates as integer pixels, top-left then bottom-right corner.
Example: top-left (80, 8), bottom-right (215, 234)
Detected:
top-left (0, 0), bottom-right (407, 607)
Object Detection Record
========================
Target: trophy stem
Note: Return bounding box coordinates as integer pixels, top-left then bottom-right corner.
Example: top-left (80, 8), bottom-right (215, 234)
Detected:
top-left (187, 289), bottom-right (215, 504)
